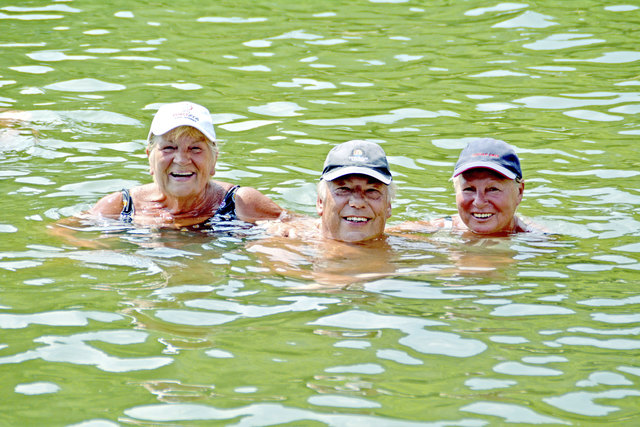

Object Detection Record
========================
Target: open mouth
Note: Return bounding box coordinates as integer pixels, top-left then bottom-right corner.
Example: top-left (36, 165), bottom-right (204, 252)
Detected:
top-left (472, 213), bottom-right (493, 219)
top-left (344, 216), bottom-right (370, 223)
top-left (170, 172), bottom-right (195, 178)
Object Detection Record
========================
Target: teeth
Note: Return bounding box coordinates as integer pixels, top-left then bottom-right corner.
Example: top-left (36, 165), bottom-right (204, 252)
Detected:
top-left (171, 172), bottom-right (194, 177)
top-left (473, 213), bottom-right (492, 219)
top-left (345, 216), bottom-right (368, 222)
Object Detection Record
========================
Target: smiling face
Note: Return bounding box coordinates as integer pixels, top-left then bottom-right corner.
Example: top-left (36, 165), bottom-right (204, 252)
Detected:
top-left (455, 168), bottom-right (524, 235)
top-left (147, 126), bottom-right (217, 200)
top-left (317, 174), bottom-right (392, 242)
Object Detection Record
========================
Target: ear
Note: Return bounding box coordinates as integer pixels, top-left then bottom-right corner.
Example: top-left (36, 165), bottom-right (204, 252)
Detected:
top-left (146, 147), bottom-right (154, 175)
top-left (316, 195), bottom-right (324, 216)
top-left (209, 151), bottom-right (218, 176)
top-left (385, 201), bottom-right (392, 219)
top-left (515, 180), bottom-right (524, 204)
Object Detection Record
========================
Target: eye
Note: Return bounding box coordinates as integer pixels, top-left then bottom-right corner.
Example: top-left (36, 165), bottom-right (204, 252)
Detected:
top-left (190, 146), bottom-right (203, 153)
top-left (487, 187), bottom-right (501, 192)
top-left (334, 187), bottom-right (352, 196)
top-left (365, 189), bottom-right (382, 200)
top-left (161, 145), bottom-right (176, 152)
top-left (463, 186), bottom-right (474, 192)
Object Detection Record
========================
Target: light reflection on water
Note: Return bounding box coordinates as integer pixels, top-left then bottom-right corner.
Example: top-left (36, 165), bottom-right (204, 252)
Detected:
top-left (1, 0), bottom-right (640, 425)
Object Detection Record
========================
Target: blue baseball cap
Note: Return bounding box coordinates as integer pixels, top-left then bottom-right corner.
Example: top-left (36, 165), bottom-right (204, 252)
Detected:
top-left (321, 140), bottom-right (392, 185)
top-left (452, 138), bottom-right (522, 180)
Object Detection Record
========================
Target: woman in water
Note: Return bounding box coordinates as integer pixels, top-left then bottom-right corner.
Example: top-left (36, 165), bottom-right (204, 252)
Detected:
top-left (89, 101), bottom-right (283, 228)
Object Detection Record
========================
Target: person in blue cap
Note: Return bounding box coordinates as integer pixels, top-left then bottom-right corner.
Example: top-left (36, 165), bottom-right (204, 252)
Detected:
top-left (449, 138), bottom-right (529, 234)
top-left (391, 138), bottom-right (532, 235)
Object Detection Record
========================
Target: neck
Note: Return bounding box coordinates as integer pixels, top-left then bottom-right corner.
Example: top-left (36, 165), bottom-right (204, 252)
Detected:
top-left (152, 182), bottom-right (217, 217)
top-left (454, 214), bottom-right (521, 236)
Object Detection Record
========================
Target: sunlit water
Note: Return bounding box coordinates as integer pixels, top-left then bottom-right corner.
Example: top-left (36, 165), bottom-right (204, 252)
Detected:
top-left (1, 1), bottom-right (639, 425)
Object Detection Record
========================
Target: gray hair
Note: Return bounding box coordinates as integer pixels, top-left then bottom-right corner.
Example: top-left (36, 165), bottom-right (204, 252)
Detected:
top-left (452, 173), bottom-right (522, 191)
top-left (148, 125), bottom-right (217, 155)
top-left (317, 178), bottom-right (396, 202)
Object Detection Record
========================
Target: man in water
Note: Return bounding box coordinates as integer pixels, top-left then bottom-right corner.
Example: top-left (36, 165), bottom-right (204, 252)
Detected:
top-left (316, 139), bottom-right (394, 242)
top-left (253, 139), bottom-right (396, 285)
top-left (390, 138), bottom-right (533, 236)
top-left (265, 139), bottom-right (394, 242)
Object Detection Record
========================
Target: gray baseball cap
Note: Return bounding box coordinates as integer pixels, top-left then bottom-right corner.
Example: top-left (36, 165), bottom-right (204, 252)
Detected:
top-left (321, 140), bottom-right (392, 185)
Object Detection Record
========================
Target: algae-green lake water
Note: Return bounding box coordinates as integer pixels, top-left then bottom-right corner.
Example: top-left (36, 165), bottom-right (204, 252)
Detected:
top-left (1, 1), bottom-right (639, 425)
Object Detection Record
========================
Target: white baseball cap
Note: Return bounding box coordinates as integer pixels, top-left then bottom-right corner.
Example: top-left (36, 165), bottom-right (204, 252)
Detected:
top-left (147, 101), bottom-right (216, 143)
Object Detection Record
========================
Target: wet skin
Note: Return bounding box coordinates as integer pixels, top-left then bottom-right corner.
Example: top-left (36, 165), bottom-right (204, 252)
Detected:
top-left (147, 131), bottom-right (217, 202)
top-left (455, 168), bottom-right (524, 235)
top-left (317, 174), bottom-right (391, 242)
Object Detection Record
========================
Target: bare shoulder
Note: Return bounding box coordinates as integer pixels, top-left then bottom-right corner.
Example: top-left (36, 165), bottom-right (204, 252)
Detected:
top-left (233, 186), bottom-right (283, 223)
top-left (517, 216), bottom-right (549, 234)
top-left (88, 191), bottom-right (124, 218)
top-left (386, 218), bottom-right (445, 234)
top-left (259, 215), bottom-right (319, 239)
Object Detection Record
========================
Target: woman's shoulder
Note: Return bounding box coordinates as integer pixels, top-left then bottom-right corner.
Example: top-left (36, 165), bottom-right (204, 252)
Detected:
top-left (89, 184), bottom-right (150, 218)
top-left (517, 216), bottom-right (549, 234)
top-left (387, 216), bottom-right (453, 234)
top-left (89, 190), bottom-right (125, 218)
top-left (213, 181), bottom-right (282, 223)
top-left (211, 180), bottom-right (236, 193)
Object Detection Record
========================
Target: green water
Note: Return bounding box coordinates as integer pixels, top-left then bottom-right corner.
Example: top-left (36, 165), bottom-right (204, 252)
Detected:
top-left (1, 1), bottom-right (639, 425)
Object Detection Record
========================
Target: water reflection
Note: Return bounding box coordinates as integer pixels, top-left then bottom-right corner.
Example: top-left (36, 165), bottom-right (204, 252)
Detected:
top-left (0, 329), bottom-right (172, 372)
top-left (2, 0), bottom-right (640, 425)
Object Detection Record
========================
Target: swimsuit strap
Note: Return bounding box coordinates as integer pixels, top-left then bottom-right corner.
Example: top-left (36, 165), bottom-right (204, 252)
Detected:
top-left (119, 185), bottom-right (240, 227)
top-left (120, 188), bottom-right (134, 223)
top-left (212, 185), bottom-right (240, 220)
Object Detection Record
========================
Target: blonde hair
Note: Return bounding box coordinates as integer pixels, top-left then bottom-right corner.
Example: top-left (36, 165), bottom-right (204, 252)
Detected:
top-left (149, 126), bottom-right (217, 155)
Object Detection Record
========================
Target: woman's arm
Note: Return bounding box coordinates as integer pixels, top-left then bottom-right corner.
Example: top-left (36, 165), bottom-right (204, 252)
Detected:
top-left (234, 187), bottom-right (283, 223)
top-left (88, 191), bottom-right (124, 219)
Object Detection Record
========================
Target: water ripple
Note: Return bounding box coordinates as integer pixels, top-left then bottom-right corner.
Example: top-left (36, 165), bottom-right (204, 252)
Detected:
top-left (494, 11), bottom-right (558, 28)
top-left (44, 78), bottom-right (126, 92)
top-left (311, 310), bottom-right (486, 358)
top-left (197, 17), bottom-right (268, 23)
top-left (544, 389), bottom-right (640, 416)
top-left (461, 401), bottom-right (569, 425)
top-left (0, 330), bottom-right (172, 372)
top-left (0, 310), bottom-right (121, 329)
top-left (491, 303), bottom-right (574, 316)
top-left (302, 108), bottom-right (458, 127)
top-left (27, 51), bottom-right (95, 61)
top-left (524, 34), bottom-right (604, 50)
top-left (15, 381), bottom-right (61, 395)
top-left (125, 402), bottom-right (479, 426)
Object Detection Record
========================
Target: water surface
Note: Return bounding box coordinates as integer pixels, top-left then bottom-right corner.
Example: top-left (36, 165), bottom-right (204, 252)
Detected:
top-left (1, 1), bottom-right (639, 425)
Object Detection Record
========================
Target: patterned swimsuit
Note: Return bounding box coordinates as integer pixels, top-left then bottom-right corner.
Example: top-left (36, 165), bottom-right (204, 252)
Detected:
top-left (119, 185), bottom-right (240, 225)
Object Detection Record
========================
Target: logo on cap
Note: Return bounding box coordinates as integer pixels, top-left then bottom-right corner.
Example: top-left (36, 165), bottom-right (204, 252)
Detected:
top-left (349, 149), bottom-right (368, 163)
top-left (171, 104), bottom-right (200, 124)
top-left (473, 152), bottom-right (499, 159)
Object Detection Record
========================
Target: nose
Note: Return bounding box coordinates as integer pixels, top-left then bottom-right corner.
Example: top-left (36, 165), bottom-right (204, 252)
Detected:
top-left (473, 191), bottom-right (487, 207)
top-left (349, 191), bottom-right (366, 208)
top-left (174, 148), bottom-right (190, 165)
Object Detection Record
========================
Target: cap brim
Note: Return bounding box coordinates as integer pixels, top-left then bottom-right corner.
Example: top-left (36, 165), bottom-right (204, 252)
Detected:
top-left (322, 166), bottom-right (392, 185)
top-left (452, 162), bottom-right (517, 180)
